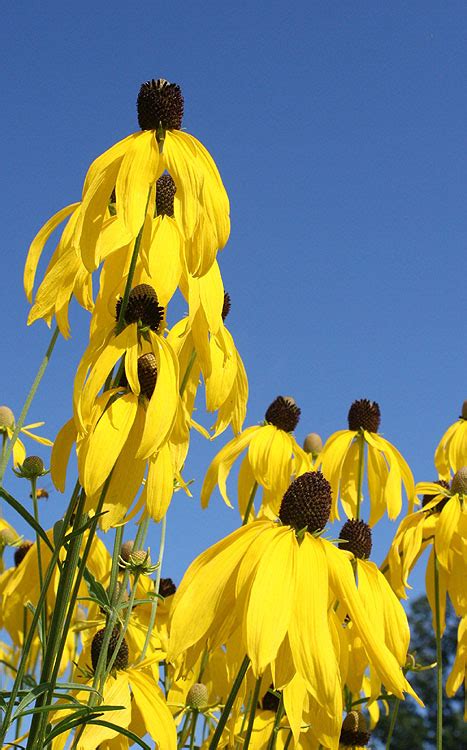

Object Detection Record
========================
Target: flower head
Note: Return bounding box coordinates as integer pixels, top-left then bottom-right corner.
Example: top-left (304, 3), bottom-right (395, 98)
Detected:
top-left (0, 405), bottom-right (53, 468)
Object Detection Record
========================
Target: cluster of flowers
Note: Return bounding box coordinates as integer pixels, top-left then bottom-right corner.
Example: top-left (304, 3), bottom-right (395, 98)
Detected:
top-left (0, 79), bottom-right (465, 750)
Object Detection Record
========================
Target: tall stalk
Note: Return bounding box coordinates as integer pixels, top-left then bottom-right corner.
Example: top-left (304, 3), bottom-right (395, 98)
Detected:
top-left (434, 551), bottom-right (443, 750)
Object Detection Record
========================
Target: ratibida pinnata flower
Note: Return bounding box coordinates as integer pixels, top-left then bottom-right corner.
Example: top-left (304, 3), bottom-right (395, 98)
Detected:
top-left (168, 471), bottom-right (420, 748)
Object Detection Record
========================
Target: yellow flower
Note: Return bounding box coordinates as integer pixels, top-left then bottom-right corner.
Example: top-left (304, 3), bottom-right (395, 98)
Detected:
top-left (169, 472), bottom-right (418, 748)
top-left (201, 396), bottom-right (309, 514)
top-left (434, 400), bottom-right (467, 480)
top-left (0, 405), bottom-right (52, 468)
top-left (53, 633), bottom-right (176, 750)
top-left (319, 398), bottom-right (414, 524)
top-left (446, 615), bottom-right (467, 720)
top-left (73, 79), bottom-right (229, 276)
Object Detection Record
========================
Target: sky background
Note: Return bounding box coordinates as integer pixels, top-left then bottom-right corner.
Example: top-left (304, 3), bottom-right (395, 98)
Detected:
top-left (1, 1), bottom-right (466, 603)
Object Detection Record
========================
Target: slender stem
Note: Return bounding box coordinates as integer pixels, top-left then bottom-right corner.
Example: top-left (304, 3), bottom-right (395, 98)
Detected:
top-left (139, 514), bottom-right (167, 662)
top-left (26, 490), bottom-right (87, 749)
top-left (189, 710), bottom-right (199, 750)
top-left (266, 693), bottom-right (284, 750)
top-left (434, 551), bottom-right (443, 750)
top-left (385, 697), bottom-right (400, 750)
top-left (208, 656), bottom-right (250, 750)
top-left (283, 730), bottom-right (293, 750)
top-left (115, 193), bottom-right (151, 337)
top-left (242, 482), bottom-right (258, 526)
top-left (30, 477), bottom-right (46, 650)
top-left (0, 326), bottom-right (60, 485)
top-left (179, 349), bottom-right (197, 397)
top-left (243, 675), bottom-right (262, 750)
top-left (355, 432), bottom-right (365, 520)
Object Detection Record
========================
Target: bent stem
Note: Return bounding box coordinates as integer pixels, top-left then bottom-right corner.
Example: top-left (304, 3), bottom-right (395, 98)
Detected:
top-left (434, 551), bottom-right (443, 750)
top-left (208, 656), bottom-right (250, 750)
top-left (139, 513), bottom-right (167, 662)
top-left (0, 325), bottom-right (59, 485)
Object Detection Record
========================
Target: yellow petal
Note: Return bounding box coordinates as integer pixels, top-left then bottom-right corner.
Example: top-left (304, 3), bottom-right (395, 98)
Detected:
top-left (50, 418), bottom-right (77, 492)
top-left (435, 496), bottom-right (461, 570)
top-left (144, 442), bottom-right (174, 521)
top-left (127, 669), bottom-right (176, 750)
top-left (116, 131), bottom-right (159, 237)
top-left (24, 202), bottom-right (79, 301)
top-left (200, 426), bottom-right (258, 508)
top-left (288, 535), bottom-right (339, 710)
top-left (83, 393), bottom-right (138, 496)
top-left (246, 526), bottom-right (297, 675)
top-left (137, 334), bottom-right (179, 459)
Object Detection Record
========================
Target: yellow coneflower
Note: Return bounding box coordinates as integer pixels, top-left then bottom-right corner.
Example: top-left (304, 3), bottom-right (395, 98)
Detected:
top-left (201, 395), bottom-right (309, 515)
top-left (169, 472), bottom-right (419, 748)
top-left (0, 405), bottom-right (52, 468)
top-left (435, 400), bottom-right (467, 480)
top-left (319, 398), bottom-right (414, 524)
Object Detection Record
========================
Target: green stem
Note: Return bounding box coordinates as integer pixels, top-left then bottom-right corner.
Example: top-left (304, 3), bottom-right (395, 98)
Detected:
top-left (266, 692), bottom-right (284, 750)
top-left (115, 193), bottom-right (151, 337)
top-left (434, 551), bottom-right (443, 750)
top-left (30, 477), bottom-right (46, 651)
top-left (283, 730), bottom-right (293, 750)
top-left (0, 325), bottom-right (60, 485)
top-left (243, 675), bottom-right (262, 750)
top-left (208, 656), bottom-right (250, 750)
top-left (189, 710), bottom-right (199, 750)
top-left (179, 349), bottom-right (197, 397)
top-left (26, 490), bottom-right (87, 749)
top-left (355, 432), bottom-right (365, 521)
top-left (242, 482), bottom-right (258, 526)
top-left (385, 697), bottom-right (400, 750)
top-left (139, 514), bottom-right (167, 662)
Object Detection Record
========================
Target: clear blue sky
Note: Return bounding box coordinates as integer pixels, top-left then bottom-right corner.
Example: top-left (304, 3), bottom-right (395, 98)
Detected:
top-left (1, 1), bottom-right (466, 599)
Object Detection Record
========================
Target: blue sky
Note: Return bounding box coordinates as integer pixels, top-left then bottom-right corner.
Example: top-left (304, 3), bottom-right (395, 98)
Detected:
top-left (1, 1), bottom-right (466, 600)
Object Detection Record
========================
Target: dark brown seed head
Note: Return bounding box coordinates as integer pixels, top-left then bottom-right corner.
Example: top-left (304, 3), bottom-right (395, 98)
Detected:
top-left (14, 541), bottom-right (33, 567)
top-left (116, 284), bottom-right (164, 332)
top-left (422, 480), bottom-right (450, 512)
top-left (265, 396), bottom-right (300, 433)
top-left (159, 578), bottom-right (177, 598)
top-left (221, 292), bottom-right (231, 322)
top-left (261, 686), bottom-right (280, 713)
top-left (338, 519), bottom-right (372, 559)
top-left (138, 353), bottom-right (158, 399)
top-left (156, 174), bottom-right (176, 217)
top-left (91, 627), bottom-right (129, 672)
top-left (461, 401), bottom-right (467, 420)
top-left (0, 406), bottom-right (15, 429)
top-left (339, 710), bottom-right (370, 747)
top-left (279, 471), bottom-right (331, 533)
top-left (348, 399), bottom-right (381, 433)
top-left (137, 79), bottom-right (184, 131)
top-left (451, 467), bottom-right (467, 496)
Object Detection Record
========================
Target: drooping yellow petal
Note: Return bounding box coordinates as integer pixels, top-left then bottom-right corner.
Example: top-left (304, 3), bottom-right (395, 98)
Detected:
top-left (282, 673), bottom-right (307, 744)
top-left (200, 426), bottom-right (259, 508)
top-left (144, 216), bottom-right (182, 307)
top-left (435, 495), bottom-right (461, 571)
top-left (246, 526), bottom-right (297, 675)
top-left (137, 334), bottom-right (179, 459)
top-left (426, 547), bottom-right (447, 636)
top-left (288, 535), bottom-right (339, 710)
top-left (50, 418), bottom-right (77, 492)
top-left (77, 673), bottom-right (131, 750)
top-left (319, 430), bottom-right (356, 520)
top-left (143, 442), bottom-right (174, 521)
top-left (127, 669), bottom-right (176, 750)
top-left (116, 131), bottom-right (159, 237)
top-left (168, 522), bottom-right (268, 660)
top-left (83, 393), bottom-right (138, 496)
top-left (100, 405), bottom-right (146, 530)
top-left (162, 131), bottom-right (202, 240)
top-left (24, 202), bottom-right (79, 301)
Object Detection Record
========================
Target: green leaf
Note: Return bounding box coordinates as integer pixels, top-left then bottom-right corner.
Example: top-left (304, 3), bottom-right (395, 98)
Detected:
top-left (52, 519), bottom-right (65, 549)
top-left (12, 682), bottom-right (52, 720)
top-left (82, 566), bottom-right (110, 608)
top-left (84, 720), bottom-right (152, 749)
top-left (0, 487), bottom-right (53, 551)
